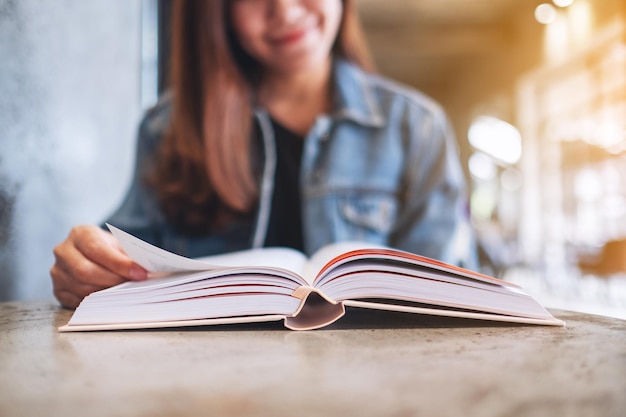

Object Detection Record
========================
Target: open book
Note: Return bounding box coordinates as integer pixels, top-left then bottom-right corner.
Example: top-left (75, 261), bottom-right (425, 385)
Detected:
top-left (58, 225), bottom-right (565, 332)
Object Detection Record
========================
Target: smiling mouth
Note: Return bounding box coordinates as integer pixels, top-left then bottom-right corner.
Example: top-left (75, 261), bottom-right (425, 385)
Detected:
top-left (268, 21), bottom-right (318, 47)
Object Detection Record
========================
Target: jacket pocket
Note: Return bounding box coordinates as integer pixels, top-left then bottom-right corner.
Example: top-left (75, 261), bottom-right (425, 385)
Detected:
top-left (337, 194), bottom-right (398, 240)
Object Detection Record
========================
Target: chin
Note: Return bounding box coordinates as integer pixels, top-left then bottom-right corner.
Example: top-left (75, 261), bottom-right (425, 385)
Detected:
top-left (270, 52), bottom-right (331, 75)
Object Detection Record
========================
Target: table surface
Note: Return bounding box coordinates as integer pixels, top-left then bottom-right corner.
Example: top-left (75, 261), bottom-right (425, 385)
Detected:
top-left (1, 301), bottom-right (625, 417)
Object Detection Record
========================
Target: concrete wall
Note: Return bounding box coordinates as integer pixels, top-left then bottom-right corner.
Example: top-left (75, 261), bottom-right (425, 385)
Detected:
top-left (0, 0), bottom-right (143, 301)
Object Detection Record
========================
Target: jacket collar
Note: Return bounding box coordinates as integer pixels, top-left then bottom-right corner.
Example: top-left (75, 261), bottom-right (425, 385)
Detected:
top-left (332, 59), bottom-right (385, 128)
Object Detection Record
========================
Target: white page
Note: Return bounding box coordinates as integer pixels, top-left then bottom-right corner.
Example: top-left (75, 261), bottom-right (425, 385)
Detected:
top-left (195, 248), bottom-right (307, 275)
top-left (68, 293), bottom-right (301, 326)
top-left (108, 224), bottom-right (222, 274)
top-left (107, 224), bottom-right (307, 276)
top-left (302, 241), bottom-right (387, 283)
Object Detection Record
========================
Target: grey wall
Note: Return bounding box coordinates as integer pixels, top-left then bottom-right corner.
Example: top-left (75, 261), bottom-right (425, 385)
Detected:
top-left (0, 1), bottom-right (144, 301)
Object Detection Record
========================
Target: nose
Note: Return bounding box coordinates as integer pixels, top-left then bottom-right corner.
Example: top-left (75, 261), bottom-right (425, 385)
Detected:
top-left (268, 0), bottom-right (305, 24)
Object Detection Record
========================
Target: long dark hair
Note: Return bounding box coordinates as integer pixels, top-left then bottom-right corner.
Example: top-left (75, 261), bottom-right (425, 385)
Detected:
top-left (153, 0), bottom-right (374, 234)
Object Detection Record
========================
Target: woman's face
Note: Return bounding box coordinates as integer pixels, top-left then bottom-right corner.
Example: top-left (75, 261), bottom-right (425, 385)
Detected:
top-left (229, 0), bottom-right (343, 75)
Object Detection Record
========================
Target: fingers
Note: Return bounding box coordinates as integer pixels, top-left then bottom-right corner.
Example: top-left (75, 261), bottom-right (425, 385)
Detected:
top-left (53, 289), bottom-right (83, 310)
top-left (50, 225), bottom-right (147, 308)
top-left (53, 243), bottom-right (123, 288)
top-left (52, 273), bottom-right (109, 309)
top-left (51, 263), bottom-right (109, 309)
top-left (71, 226), bottom-right (147, 282)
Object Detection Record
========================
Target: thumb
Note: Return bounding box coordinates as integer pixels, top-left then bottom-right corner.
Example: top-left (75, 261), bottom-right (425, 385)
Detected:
top-left (94, 228), bottom-right (149, 281)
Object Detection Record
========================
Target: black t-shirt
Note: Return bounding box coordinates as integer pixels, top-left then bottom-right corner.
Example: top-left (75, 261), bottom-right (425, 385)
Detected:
top-left (262, 117), bottom-right (305, 252)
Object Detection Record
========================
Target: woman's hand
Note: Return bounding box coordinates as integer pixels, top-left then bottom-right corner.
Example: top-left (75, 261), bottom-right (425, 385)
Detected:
top-left (50, 225), bottom-right (147, 308)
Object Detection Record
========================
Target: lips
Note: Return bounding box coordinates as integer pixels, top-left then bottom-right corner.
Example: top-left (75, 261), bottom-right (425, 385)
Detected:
top-left (267, 20), bottom-right (318, 47)
top-left (270, 29), bottom-right (308, 46)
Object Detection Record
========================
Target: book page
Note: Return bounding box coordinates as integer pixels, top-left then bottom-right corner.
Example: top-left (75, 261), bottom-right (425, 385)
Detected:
top-left (305, 247), bottom-right (561, 321)
top-left (195, 248), bottom-right (308, 275)
top-left (108, 224), bottom-right (215, 274)
top-left (302, 241), bottom-right (387, 285)
top-left (107, 224), bottom-right (308, 277)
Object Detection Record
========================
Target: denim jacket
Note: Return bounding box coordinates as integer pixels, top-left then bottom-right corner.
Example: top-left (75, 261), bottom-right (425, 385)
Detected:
top-left (105, 60), bottom-right (477, 268)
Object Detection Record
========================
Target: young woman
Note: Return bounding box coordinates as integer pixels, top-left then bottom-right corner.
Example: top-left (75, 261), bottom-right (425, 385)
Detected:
top-left (51, 0), bottom-right (476, 308)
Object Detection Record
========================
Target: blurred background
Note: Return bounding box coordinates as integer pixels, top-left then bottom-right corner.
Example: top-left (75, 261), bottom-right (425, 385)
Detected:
top-left (1, 0), bottom-right (625, 318)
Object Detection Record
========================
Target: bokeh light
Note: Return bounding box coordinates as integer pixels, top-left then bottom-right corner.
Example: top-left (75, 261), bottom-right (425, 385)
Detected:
top-left (468, 116), bottom-right (522, 165)
top-left (535, 3), bottom-right (557, 24)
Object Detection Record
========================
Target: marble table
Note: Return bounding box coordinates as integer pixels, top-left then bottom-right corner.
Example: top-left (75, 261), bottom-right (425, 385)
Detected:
top-left (1, 301), bottom-right (624, 417)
